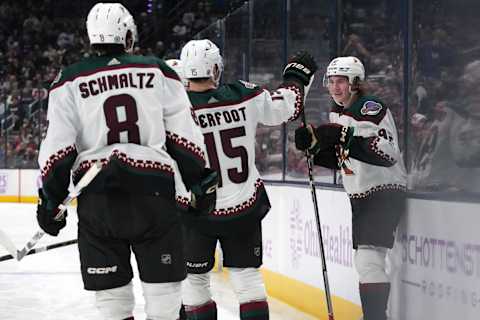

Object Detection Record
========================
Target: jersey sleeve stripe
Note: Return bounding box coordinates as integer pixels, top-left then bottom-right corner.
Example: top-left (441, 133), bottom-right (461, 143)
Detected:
top-left (40, 145), bottom-right (77, 179)
top-left (281, 84), bottom-right (304, 121)
top-left (165, 132), bottom-right (206, 163)
top-left (161, 69), bottom-right (181, 82)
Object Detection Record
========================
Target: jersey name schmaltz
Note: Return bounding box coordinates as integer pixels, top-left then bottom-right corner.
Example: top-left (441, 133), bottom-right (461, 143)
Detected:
top-left (329, 95), bottom-right (407, 198)
top-left (39, 54), bottom-right (205, 205)
top-left (188, 80), bottom-right (304, 221)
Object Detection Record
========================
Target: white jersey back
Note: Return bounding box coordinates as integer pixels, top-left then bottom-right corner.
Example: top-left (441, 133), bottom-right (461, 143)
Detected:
top-left (39, 54), bottom-right (205, 204)
top-left (188, 80), bottom-right (304, 219)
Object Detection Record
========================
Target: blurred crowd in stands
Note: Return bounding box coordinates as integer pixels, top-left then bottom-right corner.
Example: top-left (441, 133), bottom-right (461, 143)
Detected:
top-left (1, 0), bottom-right (479, 193)
top-left (0, 0), bottom-right (241, 168)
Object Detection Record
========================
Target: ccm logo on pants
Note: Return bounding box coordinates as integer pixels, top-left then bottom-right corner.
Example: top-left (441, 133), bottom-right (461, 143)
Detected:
top-left (87, 266), bottom-right (118, 274)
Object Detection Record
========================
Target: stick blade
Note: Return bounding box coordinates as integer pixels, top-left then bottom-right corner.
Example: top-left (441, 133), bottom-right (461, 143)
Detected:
top-left (0, 229), bottom-right (18, 260)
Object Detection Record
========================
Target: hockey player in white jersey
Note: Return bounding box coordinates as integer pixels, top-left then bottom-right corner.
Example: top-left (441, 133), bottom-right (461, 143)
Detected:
top-left (178, 39), bottom-right (317, 320)
top-left (295, 56), bottom-right (407, 320)
top-left (36, 3), bottom-right (217, 320)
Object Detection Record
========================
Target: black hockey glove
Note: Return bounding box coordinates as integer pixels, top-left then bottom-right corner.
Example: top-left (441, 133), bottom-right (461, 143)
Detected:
top-left (315, 124), bottom-right (354, 149)
top-left (295, 124), bottom-right (354, 154)
top-left (295, 125), bottom-right (319, 153)
top-left (36, 188), bottom-right (66, 236)
top-left (190, 168), bottom-right (218, 216)
top-left (282, 51), bottom-right (318, 87)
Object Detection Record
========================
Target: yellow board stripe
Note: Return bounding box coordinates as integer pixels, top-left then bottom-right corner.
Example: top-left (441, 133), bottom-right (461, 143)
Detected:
top-left (0, 196), bottom-right (38, 203)
top-left (0, 197), bottom-right (77, 206)
top-left (0, 196), bottom-right (22, 202)
top-left (261, 268), bottom-right (362, 319)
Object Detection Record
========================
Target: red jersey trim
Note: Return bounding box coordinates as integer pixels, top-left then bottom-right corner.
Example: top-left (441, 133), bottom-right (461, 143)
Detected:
top-left (40, 145), bottom-right (77, 178)
top-left (72, 149), bottom-right (174, 180)
top-left (165, 131), bottom-right (206, 163)
top-left (348, 184), bottom-right (406, 199)
top-left (211, 179), bottom-right (264, 217)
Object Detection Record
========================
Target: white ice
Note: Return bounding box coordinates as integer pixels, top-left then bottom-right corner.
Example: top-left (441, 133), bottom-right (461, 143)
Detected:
top-left (0, 203), bottom-right (315, 319)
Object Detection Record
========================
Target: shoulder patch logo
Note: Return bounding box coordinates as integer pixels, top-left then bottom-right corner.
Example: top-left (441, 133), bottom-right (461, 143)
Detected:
top-left (239, 80), bottom-right (258, 89)
top-left (360, 100), bottom-right (383, 116)
top-left (108, 58), bottom-right (121, 66)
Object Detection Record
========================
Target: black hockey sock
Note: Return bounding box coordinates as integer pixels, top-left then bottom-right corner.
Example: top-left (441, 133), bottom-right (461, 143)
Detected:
top-left (185, 300), bottom-right (217, 320)
top-left (122, 317), bottom-right (134, 320)
top-left (359, 282), bottom-right (390, 320)
top-left (240, 300), bottom-right (269, 320)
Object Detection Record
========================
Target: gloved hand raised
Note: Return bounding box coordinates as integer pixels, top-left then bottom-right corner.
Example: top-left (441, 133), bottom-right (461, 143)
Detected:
top-left (36, 189), bottom-right (67, 236)
top-left (190, 168), bottom-right (218, 216)
top-left (283, 51), bottom-right (318, 91)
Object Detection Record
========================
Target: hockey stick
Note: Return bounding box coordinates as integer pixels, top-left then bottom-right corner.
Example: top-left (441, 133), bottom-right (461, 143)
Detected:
top-left (15, 161), bottom-right (103, 261)
top-left (0, 229), bottom-right (18, 260)
top-left (0, 239), bottom-right (77, 262)
top-left (300, 109), bottom-right (335, 320)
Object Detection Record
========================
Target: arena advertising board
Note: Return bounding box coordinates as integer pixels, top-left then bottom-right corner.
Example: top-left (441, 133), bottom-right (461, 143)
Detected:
top-left (389, 199), bottom-right (480, 320)
top-left (263, 185), bottom-right (360, 304)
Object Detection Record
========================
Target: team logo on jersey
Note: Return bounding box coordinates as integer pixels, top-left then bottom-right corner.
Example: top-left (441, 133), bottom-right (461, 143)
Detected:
top-left (360, 101), bottom-right (383, 116)
top-left (239, 80), bottom-right (258, 89)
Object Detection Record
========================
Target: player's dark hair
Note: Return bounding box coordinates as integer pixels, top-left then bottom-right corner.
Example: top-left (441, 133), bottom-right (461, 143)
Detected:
top-left (188, 78), bottom-right (211, 83)
top-left (352, 76), bottom-right (369, 96)
top-left (91, 43), bottom-right (125, 55)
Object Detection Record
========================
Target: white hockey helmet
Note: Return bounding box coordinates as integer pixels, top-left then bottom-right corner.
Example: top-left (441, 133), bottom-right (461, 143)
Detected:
top-left (165, 59), bottom-right (189, 87)
top-left (86, 3), bottom-right (137, 51)
top-left (323, 56), bottom-right (365, 87)
top-left (180, 39), bottom-right (223, 84)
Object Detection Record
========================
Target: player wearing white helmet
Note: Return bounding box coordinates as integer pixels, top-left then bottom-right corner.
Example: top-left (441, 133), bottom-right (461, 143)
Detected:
top-left (177, 39), bottom-right (317, 320)
top-left (37, 3), bottom-right (217, 320)
top-left (295, 56), bottom-right (406, 320)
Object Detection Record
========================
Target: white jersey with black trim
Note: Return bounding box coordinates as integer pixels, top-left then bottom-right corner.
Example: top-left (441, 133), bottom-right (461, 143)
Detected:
top-left (38, 53), bottom-right (205, 204)
top-left (188, 80), bottom-right (304, 218)
top-left (329, 95), bottom-right (407, 198)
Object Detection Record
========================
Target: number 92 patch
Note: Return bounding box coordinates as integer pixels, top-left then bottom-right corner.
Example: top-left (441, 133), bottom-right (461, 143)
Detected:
top-left (360, 100), bottom-right (383, 116)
